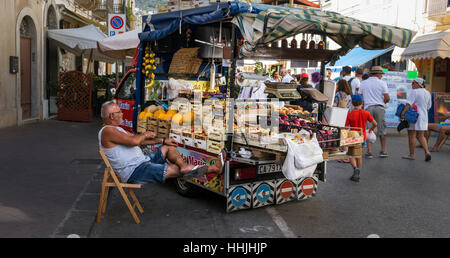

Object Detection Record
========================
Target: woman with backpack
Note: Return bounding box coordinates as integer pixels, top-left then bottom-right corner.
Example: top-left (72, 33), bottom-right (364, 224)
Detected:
top-left (334, 79), bottom-right (352, 109)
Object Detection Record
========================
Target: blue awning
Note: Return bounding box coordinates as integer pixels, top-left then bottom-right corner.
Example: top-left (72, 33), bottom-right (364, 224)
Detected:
top-left (139, 1), bottom-right (257, 42)
top-left (327, 46), bottom-right (394, 67)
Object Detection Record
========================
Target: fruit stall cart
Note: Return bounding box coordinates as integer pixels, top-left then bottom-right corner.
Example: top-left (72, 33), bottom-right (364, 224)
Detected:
top-left (127, 1), bottom-right (415, 212)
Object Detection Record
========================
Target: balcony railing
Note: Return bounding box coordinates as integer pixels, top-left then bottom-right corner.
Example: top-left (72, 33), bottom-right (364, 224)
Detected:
top-left (428, 0), bottom-right (449, 17)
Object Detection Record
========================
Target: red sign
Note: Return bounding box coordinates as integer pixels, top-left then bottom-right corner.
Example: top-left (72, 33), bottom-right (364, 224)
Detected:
top-left (110, 16), bottom-right (124, 30)
top-left (433, 92), bottom-right (450, 123)
top-left (116, 99), bottom-right (134, 133)
top-left (280, 181), bottom-right (294, 199)
top-left (301, 178), bottom-right (315, 196)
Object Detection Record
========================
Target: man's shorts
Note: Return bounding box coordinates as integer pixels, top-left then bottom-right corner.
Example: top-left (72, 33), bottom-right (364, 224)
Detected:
top-left (127, 147), bottom-right (168, 184)
top-left (366, 105), bottom-right (387, 137)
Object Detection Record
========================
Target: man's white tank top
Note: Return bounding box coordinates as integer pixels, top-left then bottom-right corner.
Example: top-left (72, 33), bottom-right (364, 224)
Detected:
top-left (98, 126), bottom-right (149, 182)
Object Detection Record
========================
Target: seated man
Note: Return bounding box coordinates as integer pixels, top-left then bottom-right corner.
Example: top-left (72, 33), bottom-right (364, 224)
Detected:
top-left (426, 112), bottom-right (450, 152)
top-left (99, 101), bottom-right (225, 184)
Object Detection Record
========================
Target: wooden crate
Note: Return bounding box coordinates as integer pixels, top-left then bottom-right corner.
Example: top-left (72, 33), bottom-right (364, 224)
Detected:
top-left (147, 117), bottom-right (159, 126)
top-left (347, 145), bottom-right (363, 156)
top-left (340, 127), bottom-right (364, 146)
top-left (137, 120), bottom-right (147, 134)
top-left (157, 131), bottom-right (170, 138)
top-left (234, 143), bottom-right (286, 163)
top-left (322, 150), bottom-right (329, 160)
top-left (207, 139), bottom-right (224, 154)
top-left (147, 125), bottom-right (158, 134)
top-left (158, 119), bottom-right (171, 129)
top-left (193, 134), bottom-right (207, 150)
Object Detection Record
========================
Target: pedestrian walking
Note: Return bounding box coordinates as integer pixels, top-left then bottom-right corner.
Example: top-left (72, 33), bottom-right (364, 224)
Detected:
top-left (343, 66), bottom-right (362, 95)
top-left (359, 66), bottom-right (390, 159)
top-left (333, 79), bottom-right (352, 108)
top-left (311, 71), bottom-right (323, 90)
top-left (346, 94), bottom-right (377, 182)
top-left (400, 78), bottom-right (432, 161)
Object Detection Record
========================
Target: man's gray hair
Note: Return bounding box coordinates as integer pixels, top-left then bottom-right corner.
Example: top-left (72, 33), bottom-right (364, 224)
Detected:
top-left (101, 100), bottom-right (117, 119)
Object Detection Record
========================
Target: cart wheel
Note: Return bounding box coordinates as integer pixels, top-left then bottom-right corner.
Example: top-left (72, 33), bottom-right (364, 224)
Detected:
top-left (174, 178), bottom-right (199, 197)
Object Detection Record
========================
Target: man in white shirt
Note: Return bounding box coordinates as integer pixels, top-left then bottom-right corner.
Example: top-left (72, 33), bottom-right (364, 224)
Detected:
top-left (359, 66), bottom-right (390, 159)
top-left (281, 68), bottom-right (295, 83)
top-left (343, 66), bottom-right (362, 95)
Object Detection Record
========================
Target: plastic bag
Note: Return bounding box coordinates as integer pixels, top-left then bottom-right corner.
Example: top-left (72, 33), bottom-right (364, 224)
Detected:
top-left (291, 136), bottom-right (323, 169)
top-left (281, 138), bottom-right (318, 181)
top-left (367, 130), bottom-right (377, 143)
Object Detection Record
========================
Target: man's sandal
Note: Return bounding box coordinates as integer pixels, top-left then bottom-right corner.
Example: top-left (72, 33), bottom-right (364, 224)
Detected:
top-left (183, 165), bottom-right (209, 179)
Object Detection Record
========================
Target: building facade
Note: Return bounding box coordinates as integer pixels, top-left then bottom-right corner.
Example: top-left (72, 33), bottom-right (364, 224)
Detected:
top-left (0, 0), bottom-right (134, 129)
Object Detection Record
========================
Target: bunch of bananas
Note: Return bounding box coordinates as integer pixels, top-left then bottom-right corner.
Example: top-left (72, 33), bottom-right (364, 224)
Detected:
top-left (142, 45), bottom-right (156, 88)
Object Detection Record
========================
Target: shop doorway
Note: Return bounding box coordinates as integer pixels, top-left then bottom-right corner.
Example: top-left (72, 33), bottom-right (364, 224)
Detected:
top-left (19, 16), bottom-right (37, 120)
top-left (46, 5), bottom-right (59, 115)
top-left (20, 36), bottom-right (32, 119)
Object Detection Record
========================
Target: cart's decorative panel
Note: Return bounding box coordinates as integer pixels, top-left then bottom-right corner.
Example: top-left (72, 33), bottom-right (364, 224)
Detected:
top-left (296, 177), bottom-right (318, 200)
top-left (275, 179), bottom-right (296, 204)
top-left (251, 181), bottom-right (275, 208)
top-left (227, 184), bottom-right (252, 212)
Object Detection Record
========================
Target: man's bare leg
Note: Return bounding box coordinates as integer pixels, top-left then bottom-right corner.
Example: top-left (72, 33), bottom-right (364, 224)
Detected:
top-left (160, 145), bottom-right (195, 174)
top-left (427, 124), bottom-right (440, 144)
top-left (431, 126), bottom-right (450, 152)
top-left (161, 146), bottom-right (226, 175)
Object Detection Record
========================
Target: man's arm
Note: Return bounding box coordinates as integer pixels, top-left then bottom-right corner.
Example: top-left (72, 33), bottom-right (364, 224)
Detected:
top-left (383, 93), bottom-right (390, 104)
top-left (367, 113), bottom-right (377, 133)
top-left (382, 82), bottom-right (390, 104)
top-left (142, 137), bottom-right (178, 147)
top-left (102, 127), bottom-right (156, 148)
top-left (142, 138), bottom-right (163, 145)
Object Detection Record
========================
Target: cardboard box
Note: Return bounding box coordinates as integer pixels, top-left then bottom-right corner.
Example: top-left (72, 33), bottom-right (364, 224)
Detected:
top-left (182, 132), bottom-right (194, 147)
top-left (193, 134), bottom-right (207, 150)
top-left (207, 140), bottom-right (224, 154)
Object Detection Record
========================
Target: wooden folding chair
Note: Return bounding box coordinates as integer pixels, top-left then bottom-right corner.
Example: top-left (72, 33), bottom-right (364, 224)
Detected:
top-left (438, 132), bottom-right (450, 151)
top-left (97, 150), bottom-right (144, 224)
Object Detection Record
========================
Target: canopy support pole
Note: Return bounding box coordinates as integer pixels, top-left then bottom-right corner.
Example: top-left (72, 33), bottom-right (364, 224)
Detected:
top-left (86, 49), bottom-right (94, 74)
top-left (226, 24), bottom-right (238, 154)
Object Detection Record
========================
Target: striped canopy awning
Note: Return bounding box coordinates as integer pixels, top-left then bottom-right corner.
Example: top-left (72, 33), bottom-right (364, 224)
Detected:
top-left (232, 3), bottom-right (416, 64)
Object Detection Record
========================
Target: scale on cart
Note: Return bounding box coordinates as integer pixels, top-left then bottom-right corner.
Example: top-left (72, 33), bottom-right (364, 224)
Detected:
top-left (264, 82), bottom-right (301, 99)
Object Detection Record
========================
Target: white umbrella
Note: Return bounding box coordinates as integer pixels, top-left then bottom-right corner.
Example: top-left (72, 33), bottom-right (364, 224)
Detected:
top-left (97, 30), bottom-right (140, 60)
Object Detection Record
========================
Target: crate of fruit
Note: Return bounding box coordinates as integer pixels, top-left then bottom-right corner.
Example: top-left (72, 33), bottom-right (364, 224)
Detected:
top-left (148, 117), bottom-right (159, 126)
top-left (137, 120), bottom-right (147, 134)
top-left (291, 122), bottom-right (341, 149)
top-left (340, 127), bottom-right (364, 146)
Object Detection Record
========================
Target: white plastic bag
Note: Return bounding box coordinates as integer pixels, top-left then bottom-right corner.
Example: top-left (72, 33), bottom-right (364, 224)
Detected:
top-left (367, 130), bottom-right (376, 143)
top-left (292, 136), bottom-right (323, 169)
top-left (282, 138), bottom-right (318, 180)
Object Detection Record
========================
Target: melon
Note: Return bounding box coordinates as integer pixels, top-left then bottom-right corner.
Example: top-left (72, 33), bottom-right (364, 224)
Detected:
top-left (348, 131), bottom-right (360, 137)
top-left (172, 113), bottom-right (183, 125)
top-left (145, 112), bottom-right (153, 119)
top-left (138, 112), bottom-right (146, 121)
top-left (182, 111), bottom-right (194, 125)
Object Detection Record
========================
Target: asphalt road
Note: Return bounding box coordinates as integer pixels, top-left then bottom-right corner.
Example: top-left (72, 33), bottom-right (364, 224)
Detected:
top-left (89, 133), bottom-right (450, 238)
top-left (1, 119), bottom-right (449, 238)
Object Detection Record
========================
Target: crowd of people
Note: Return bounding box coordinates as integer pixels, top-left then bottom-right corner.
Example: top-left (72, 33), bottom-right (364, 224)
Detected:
top-left (269, 65), bottom-right (446, 183)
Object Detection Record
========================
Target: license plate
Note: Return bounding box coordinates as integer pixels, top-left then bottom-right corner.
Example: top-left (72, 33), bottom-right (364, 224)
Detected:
top-left (258, 164), bottom-right (282, 174)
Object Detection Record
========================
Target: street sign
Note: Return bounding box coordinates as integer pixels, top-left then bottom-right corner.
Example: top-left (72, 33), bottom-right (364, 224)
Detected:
top-left (275, 179), bottom-right (296, 204)
top-left (108, 14), bottom-right (126, 37)
top-left (297, 177), bottom-right (318, 200)
top-left (227, 184), bottom-right (252, 212)
top-left (252, 181), bottom-right (275, 208)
